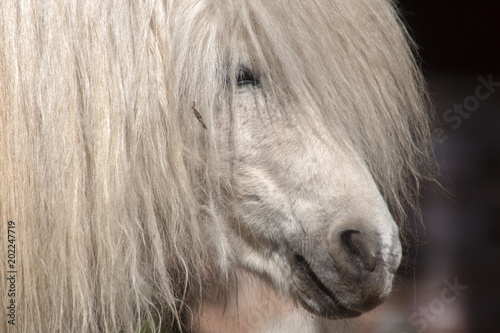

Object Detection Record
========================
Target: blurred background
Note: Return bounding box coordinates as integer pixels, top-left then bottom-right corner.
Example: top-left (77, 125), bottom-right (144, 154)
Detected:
top-left (353, 1), bottom-right (500, 332)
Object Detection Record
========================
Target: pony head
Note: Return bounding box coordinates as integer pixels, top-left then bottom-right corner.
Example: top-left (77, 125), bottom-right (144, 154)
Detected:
top-left (0, 0), bottom-right (432, 331)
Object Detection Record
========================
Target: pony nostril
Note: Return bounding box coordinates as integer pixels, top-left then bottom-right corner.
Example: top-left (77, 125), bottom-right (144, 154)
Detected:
top-left (340, 229), bottom-right (378, 272)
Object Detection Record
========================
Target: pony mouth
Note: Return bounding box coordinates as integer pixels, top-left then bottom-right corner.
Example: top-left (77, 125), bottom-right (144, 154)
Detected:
top-left (293, 253), bottom-right (362, 319)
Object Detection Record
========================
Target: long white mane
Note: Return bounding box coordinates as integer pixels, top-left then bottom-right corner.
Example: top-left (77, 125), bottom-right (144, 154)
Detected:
top-left (0, 0), bottom-right (432, 332)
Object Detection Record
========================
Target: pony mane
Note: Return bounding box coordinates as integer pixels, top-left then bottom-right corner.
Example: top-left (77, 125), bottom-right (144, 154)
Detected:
top-left (0, 0), bottom-right (432, 332)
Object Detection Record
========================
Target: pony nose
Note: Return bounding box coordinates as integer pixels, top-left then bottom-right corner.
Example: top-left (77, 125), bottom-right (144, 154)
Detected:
top-left (340, 230), bottom-right (378, 272)
top-left (327, 221), bottom-right (400, 276)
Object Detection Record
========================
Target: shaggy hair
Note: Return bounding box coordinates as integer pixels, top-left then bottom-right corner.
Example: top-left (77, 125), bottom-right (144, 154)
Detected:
top-left (0, 0), bottom-right (432, 332)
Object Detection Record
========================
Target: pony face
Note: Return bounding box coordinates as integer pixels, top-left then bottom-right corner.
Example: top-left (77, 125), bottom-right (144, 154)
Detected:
top-left (217, 63), bottom-right (402, 318)
top-left (170, 0), bottom-right (432, 321)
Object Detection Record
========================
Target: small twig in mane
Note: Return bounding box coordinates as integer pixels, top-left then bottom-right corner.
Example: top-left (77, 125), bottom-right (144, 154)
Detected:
top-left (192, 102), bottom-right (207, 130)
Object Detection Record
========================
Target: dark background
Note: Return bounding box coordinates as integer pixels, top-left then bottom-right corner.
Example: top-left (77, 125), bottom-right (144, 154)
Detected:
top-left (400, 1), bottom-right (500, 74)
top-left (397, 1), bottom-right (499, 332)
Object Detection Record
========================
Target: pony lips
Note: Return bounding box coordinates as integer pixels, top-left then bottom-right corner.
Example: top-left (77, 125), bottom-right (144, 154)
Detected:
top-left (292, 252), bottom-right (363, 318)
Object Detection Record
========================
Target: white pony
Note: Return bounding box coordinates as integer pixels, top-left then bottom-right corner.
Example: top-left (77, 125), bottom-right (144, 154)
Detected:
top-left (0, 0), bottom-right (432, 332)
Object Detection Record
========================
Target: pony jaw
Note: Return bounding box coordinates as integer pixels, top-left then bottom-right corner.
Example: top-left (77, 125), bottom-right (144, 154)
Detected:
top-left (232, 223), bottom-right (400, 319)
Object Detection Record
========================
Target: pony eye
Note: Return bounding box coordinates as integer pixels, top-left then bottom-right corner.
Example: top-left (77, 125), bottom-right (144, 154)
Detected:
top-left (236, 66), bottom-right (260, 87)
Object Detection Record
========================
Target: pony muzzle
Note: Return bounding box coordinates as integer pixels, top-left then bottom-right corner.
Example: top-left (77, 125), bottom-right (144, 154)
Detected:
top-left (326, 219), bottom-right (402, 312)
